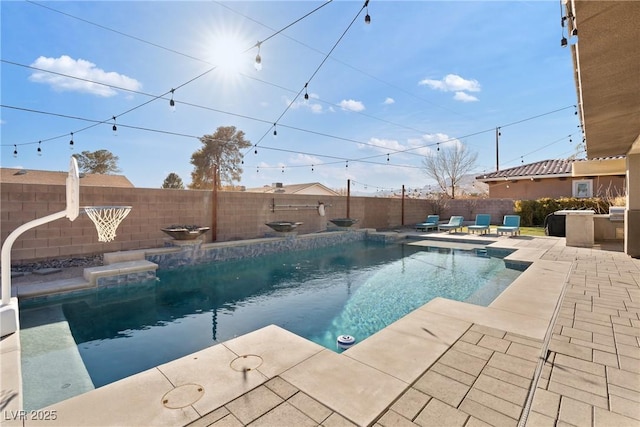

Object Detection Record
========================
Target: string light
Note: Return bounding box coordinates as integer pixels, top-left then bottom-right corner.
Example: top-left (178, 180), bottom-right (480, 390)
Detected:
top-left (273, 123), bottom-right (277, 137)
top-left (169, 89), bottom-right (176, 111)
top-left (37, 141), bottom-right (42, 156)
top-left (560, 2), bottom-right (568, 47)
top-left (345, 160), bottom-right (349, 168)
top-left (254, 42), bottom-right (262, 71)
top-left (387, 153), bottom-right (390, 162)
top-left (311, 164), bottom-right (314, 172)
top-left (13, 145), bottom-right (17, 157)
top-left (69, 132), bottom-right (74, 150)
top-left (112, 116), bottom-right (117, 134)
top-left (304, 83), bottom-right (309, 100)
top-left (364, 0), bottom-right (371, 24)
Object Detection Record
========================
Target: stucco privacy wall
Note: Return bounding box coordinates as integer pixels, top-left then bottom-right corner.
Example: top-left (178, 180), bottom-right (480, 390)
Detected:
top-left (1, 183), bottom-right (514, 263)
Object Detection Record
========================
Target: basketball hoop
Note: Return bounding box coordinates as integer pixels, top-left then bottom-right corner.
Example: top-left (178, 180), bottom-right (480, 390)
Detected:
top-left (84, 206), bottom-right (132, 242)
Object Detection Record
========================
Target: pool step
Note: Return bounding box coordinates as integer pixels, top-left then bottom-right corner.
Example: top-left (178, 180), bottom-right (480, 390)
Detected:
top-left (20, 305), bottom-right (95, 411)
top-left (83, 260), bottom-right (158, 287)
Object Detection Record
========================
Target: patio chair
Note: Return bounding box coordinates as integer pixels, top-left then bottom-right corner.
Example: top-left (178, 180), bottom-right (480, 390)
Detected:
top-left (497, 215), bottom-right (521, 236)
top-left (438, 216), bottom-right (464, 233)
top-left (467, 214), bottom-right (491, 235)
top-left (415, 215), bottom-right (439, 231)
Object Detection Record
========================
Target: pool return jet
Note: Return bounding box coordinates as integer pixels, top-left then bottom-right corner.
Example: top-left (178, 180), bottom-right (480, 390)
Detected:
top-left (0, 157), bottom-right (131, 337)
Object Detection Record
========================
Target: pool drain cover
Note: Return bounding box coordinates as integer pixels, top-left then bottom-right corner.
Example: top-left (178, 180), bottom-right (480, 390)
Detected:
top-left (161, 383), bottom-right (204, 409)
top-left (230, 354), bottom-right (263, 372)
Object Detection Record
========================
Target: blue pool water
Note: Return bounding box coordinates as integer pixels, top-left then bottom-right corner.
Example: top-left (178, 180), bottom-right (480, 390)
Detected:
top-left (19, 240), bottom-right (522, 408)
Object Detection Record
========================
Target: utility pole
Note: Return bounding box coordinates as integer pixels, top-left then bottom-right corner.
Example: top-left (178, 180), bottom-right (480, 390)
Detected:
top-left (346, 179), bottom-right (351, 218)
top-left (495, 127), bottom-right (501, 171)
top-left (211, 164), bottom-right (218, 242)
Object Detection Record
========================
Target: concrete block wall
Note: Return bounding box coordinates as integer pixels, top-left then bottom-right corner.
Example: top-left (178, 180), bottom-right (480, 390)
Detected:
top-left (1, 183), bottom-right (515, 263)
top-left (1, 183), bottom-right (210, 263)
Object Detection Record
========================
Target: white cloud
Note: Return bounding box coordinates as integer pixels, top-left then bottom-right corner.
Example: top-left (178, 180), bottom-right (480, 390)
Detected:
top-left (286, 94), bottom-right (323, 114)
top-left (418, 74), bottom-right (481, 92)
top-left (289, 153), bottom-right (322, 165)
top-left (407, 133), bottom-right (462, 155)
top-left (361, 137), bottom-right (404, 153)
top-left (453, 91), bottom-right (478, 102)
top-left (383, 97), bottom-right (395, 105)
top-left (338, 99), bottom-right (365, 112)
top-left (29, 55), bottom-right (142, 97)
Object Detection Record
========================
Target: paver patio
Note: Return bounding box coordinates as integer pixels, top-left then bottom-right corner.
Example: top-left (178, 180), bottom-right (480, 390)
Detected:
top-left (1, 234), bottom-right (638, 426)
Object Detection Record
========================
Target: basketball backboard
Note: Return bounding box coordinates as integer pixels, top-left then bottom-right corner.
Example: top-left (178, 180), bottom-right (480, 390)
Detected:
top-left (66, 157), bottom-right (80, 221)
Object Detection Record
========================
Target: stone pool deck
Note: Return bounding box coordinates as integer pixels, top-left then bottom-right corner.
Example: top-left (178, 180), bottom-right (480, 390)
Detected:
top-left (1, 233), bottom-right (639, 426)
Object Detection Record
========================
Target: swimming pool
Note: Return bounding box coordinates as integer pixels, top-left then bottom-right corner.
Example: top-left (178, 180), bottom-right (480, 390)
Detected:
top-left (19, 240), bottom-right (522, 410)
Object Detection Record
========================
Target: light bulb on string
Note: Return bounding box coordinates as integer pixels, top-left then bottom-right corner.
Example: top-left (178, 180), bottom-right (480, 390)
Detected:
top-left (387, 153), bottom-right (390, 162)
top-left (281, 166), bottom-right (285, 173)
top-left (69, 132), bottom-right (74, 150)
top-left (169, 89), bottom-right (176, 111)
top-left (112, 116), bottom-right (118, 135)
top-left (37, 141), bottom-right (42, 156)
top-left (273, 124), bottom-right (277, 137)
top-left (437, 143), bottom-right (440, 152)
top-left (345, 161), bottom-right (349, 168)
top-left (304, 83), bottom-right (309, 100)
top-left (574, 105), bottom-right (578, 115)
top-left (311, 164), bottom-right (314, 172)
top-left (364, 0), bottom-right (371, 24)
top-left (256, 166), bottom-right (259, 173)
top-left (13, 145), bottom-right (18, 158)
top-left (254, 42), bottom-right (262, 71)
top-left (254, 145), bottom-right (258, 155)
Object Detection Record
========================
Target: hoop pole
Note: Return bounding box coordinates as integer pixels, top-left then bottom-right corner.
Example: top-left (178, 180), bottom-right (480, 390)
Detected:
top-left (1, 211), bottom-right (70, 307)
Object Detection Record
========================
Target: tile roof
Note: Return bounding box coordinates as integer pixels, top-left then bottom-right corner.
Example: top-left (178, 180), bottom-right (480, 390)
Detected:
top-left (476, 156), bottom-right (626, 181)
top-left (245, 182), bottom-right (338, 195)
top-left (476, 159), bottom-right (573, 181)
top-left (1, 168), bottom-right (135, 187)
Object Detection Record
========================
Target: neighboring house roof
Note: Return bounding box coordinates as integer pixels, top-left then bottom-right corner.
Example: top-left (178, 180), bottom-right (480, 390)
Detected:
top-left (1, 168), bottom-right (135, 187)
top-left (476, 157), bottom-right (625, 182)
top-left (245, 182), bottom-right (339, 196)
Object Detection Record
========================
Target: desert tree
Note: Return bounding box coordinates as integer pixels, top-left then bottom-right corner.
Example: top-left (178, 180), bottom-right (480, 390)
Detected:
top-left (422, 143), bottom-right (478, 199)
top-left (162, 172), bottom-right (185, 189)
top-left (189, 126), bottom-right (252, 189)
top-left (73, 150), bottom-right (121, 174)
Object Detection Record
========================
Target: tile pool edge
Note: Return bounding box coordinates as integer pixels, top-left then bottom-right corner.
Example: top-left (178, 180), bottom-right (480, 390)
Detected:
top-left (4, 235), bottom-right (571, 423)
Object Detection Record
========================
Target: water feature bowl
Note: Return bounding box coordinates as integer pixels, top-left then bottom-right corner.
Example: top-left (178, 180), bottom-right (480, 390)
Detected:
top-left (265, 221), bottom-right (303, 232)
top-left (161, 226), bottom-right (210, 240)
top-left (330, 218), bottom-right (359, 228)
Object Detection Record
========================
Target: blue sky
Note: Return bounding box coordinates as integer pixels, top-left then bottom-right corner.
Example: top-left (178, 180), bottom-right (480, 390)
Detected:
top-left (1, 1), bottom-right (581, 192)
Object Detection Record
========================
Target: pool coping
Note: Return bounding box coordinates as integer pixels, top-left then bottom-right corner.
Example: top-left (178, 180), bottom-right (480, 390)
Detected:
top-left (0, 234), bottom-right (580, 425)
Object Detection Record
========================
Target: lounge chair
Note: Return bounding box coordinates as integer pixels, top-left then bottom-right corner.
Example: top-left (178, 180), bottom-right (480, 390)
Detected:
top-left (497, 215), bottom-right (521, 236)
top-left (467, 214), bottom-right (491, 235)
top-left (438, 216), bottom-right (464, 233)
top-left (415, 215), bottom-right (439, 231)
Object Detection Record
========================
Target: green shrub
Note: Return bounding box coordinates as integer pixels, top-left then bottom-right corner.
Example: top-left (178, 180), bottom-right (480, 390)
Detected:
top-left (514, 197), bottom-right (610, 226)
